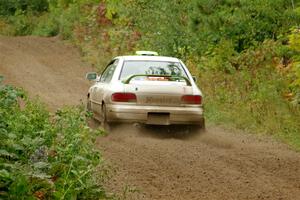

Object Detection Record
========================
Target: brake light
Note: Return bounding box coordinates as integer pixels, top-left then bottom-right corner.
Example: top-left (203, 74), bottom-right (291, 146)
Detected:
top-left (111, 93), bottom-right (137, 102)
top-left (182, 95), bottom-right (202, 104)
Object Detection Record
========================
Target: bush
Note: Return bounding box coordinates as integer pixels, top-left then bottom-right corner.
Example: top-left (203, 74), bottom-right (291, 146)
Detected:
top-left (0, 79), bottom-right (109, 199)
top-left (288, 28), bottom-right (300, 104)
top-left (199, 41), bottom-right (300, 148)
top-left (32, 13), bottom-right (60, 36)
top-left (5, 10), bottom-right (38, 36)
top-left (0, 0), bottom-right (49, 16)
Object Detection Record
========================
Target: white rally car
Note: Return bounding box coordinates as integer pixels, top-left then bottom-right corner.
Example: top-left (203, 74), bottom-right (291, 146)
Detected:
top-left (86, 51), bottom-right (204, 129)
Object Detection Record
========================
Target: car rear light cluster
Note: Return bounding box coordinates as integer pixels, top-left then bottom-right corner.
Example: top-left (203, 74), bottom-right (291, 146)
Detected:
top-left (181, 95), bottom-right (202, 104)
top-left (111, 93), bottom-right (137, 102)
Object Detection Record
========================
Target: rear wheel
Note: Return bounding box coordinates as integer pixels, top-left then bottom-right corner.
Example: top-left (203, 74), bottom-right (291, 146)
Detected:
top-left (190, 118), bottom-right (205, 133)
top-left (200, 118), bottom-right (206, 130)
top-left (101, 104), bottom-right (111, 132)
top-left (86, 97), bottom-right (91, 112)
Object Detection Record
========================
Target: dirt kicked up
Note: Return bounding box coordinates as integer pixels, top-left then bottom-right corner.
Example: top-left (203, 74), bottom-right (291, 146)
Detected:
top-left (1, 36), bottom-right (300, 200)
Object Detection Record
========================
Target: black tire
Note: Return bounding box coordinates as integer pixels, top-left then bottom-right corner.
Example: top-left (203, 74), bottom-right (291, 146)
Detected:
top-left (101, 104), bottom-right (110, 132)
top-left (86, 98), bottom-right (92, 112)
top-left (200, 118), bottom-right (206, 130)
top-left (193, 118), bottom-right (206, 132)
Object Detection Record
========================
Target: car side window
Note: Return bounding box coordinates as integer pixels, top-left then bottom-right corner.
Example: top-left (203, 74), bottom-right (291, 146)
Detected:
top-left (100, 60), bottom-right (118, 83)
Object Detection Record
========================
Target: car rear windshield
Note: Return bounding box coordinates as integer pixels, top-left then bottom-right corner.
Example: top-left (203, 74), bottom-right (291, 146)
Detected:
top-left (119, 60), bottom-right (189, 81)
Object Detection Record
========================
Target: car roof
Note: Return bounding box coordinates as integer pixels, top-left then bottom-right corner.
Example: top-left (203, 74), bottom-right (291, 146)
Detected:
top-left (115, 55), bottom-right (180, 62)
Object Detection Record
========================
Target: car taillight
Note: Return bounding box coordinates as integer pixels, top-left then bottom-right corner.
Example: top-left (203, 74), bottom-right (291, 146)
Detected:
top-left (111, 93), bottom-right (137, 102)
top-left (182, 95), bottom-right (202, 104)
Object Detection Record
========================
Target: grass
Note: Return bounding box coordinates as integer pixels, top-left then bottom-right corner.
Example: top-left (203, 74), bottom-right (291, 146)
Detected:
top-left (199, 64), bottom-right (300, 149)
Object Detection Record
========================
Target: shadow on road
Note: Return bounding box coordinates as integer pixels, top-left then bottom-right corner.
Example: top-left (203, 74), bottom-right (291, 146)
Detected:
top-left (88, 118), bottom-right (205, 140)
top-left (130, 124), bottom-right (205, 140)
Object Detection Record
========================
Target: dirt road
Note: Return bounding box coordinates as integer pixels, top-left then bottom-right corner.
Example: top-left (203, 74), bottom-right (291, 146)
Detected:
top-left (0, 36), bottom-right (92, 110)
top-left (1, 36), bottom-right (300, 200)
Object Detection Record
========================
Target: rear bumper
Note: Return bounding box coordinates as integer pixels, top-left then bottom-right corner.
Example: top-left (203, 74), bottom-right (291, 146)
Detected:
top-left (106, 104), bottom-right (204, 125)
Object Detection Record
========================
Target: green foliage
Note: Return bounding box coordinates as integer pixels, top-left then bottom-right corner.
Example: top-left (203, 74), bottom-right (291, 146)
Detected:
top-left (107, 0), bottom-right (192, 57)
top-left (200, 39), bottom-right (238, 73)
top-left (0, 0), bottom-right (49, 16)
top-left (200, 45), bottom-right (300, 148)
top-left (0, 0), bottom-right (90, 37)
top-left (6, 11), bottom-right (39, 36)
top-left (32, 13), bottom-right (60, 36)
top-left (106, 0), bottom-right (300, 57)
top-left (0, 80), bottom-right (109, 199)
top-left (288, 28), bottom-right (300, 104)
top-left (190, 0), bottom-right (299, 51)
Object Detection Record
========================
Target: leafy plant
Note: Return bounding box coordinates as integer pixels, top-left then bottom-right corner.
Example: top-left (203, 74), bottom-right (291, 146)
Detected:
top-left (288, 28), bottom-right (300, 104)
top-left (0, 0), bottom-right (49, 16)
top-left (0, 79), bottom-right (110, 199)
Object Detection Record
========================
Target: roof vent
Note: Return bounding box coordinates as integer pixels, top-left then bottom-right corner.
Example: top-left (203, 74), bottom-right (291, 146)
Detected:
top-left (135, 51), bottom-right (158, 56)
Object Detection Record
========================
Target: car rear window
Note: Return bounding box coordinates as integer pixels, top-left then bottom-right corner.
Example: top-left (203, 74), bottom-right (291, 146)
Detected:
top-left (119, 61), bottom-right (189, 81)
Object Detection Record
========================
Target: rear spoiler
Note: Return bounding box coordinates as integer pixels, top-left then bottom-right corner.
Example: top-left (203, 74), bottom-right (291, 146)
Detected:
top-left (122, 74), bottom-right (192, 86)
